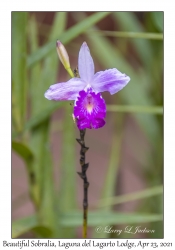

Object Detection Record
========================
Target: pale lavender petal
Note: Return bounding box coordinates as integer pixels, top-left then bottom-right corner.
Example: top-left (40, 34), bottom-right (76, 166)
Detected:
top-left (78, 42), bottom-right (95, 83)
top-left (44, 78), bottom-right (86, 101)
top-left (74, 89), bottom-right (106, 130)
top-left (91, 68), bottom-right (130, 95)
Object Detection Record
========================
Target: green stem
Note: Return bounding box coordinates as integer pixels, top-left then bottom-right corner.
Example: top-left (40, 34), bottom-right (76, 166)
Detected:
top-left (66, 67), bottom-right (74, 78)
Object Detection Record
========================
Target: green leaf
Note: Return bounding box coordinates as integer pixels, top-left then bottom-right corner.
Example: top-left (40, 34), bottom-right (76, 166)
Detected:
top-left (35, 122), bottom-right (58, 236)
top-left (107, 105), bottom-right (163, 114)
top-left (28, 15), bottom-right (42, 102)
top-left (29, 12), bottom-right (68, 238)
top-left (98, 185), bottom-right (163, 207)
top-left (12, 215), bottom-right (52, 238)
top-left (12, 215), bottom-right (37, 238)
top-left (27, 12), bottom-right (110, 67)
top-left (50, 12), bottom-right (67, 40)
top-left (12, 211), bottom-right (162, 238)
top-left (98, 116), bottom-right (124, 209)
top-left (88, 30), bottom-right (163, 40)
top-left (32, 226), bottom-right (52, 238)
top-left (26, 103), bottom-right (64, 129)
top-left (60, 211), bottom-right (163, 227)
top-left (29, 13), bottom-right (67, 117)
top-left (12, 12), bottom-right (28, 131)
top-left (93, 115), bottom-right (124, 238)
top-left (58, 105), bottom-right (76, 238)
top-left (12, 102), bottom-right (64, 139)
top-left (12, 141), bottom-right (34, 162)
top-left (151, 12), bottom-right (163, 32)
top-left (112, 12), bottom-right (154, 68)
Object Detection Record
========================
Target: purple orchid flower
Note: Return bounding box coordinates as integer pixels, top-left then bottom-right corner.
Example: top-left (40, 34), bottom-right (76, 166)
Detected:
top-left (44, 42), bottom-right (130, 130)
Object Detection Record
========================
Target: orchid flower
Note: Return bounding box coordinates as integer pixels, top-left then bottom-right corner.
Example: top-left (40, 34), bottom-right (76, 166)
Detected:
top-left (44, 42), bottom-right (130, 130)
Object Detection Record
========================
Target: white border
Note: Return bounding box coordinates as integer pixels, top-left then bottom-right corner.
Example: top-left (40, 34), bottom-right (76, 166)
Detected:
top-left (1, 0), bottom-right (175, 246)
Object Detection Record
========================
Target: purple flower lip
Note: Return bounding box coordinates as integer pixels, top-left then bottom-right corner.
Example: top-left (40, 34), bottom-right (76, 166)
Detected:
top-left (74, 88), bottom-right (106, 130)
top-left (44, 42), bottom-right (130, 129)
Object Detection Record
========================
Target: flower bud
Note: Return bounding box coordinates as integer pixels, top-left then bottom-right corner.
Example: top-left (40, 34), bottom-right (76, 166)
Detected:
top-left (56, 40), bottom-right (70, 69)
top-left (56, 40), bottom-right (74, 78)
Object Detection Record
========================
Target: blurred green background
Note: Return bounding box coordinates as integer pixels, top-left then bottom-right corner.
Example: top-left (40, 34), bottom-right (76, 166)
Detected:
top-left (12, 12), bottom-right (163, 239)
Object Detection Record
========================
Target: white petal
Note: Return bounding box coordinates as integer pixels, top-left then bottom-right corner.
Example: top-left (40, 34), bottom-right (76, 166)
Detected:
top-left (91, 68), bottom-right (130, 95)
top-left (44, 78), bottom-right (86, 101)
top-left (78, 42), bottom-right (95, 83)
